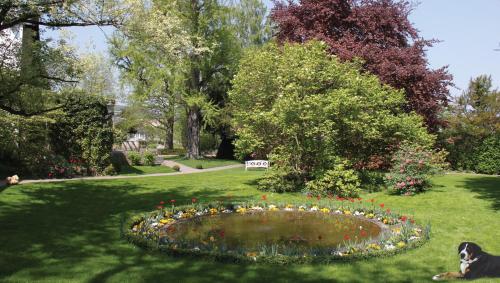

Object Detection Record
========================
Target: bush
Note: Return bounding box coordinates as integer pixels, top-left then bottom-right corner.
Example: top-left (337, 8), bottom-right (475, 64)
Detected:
top-left (359, 170), bottom-right (386, 192)
top-left (50, 91), bottom-right (113, 174)
top-left (230, 41), bottom-right (435, 184)
top-left (195, 164), bottom-right (203, 170)
top-left (103, 164), bottom-right (117, 176)
top-left (305, 162), bottom-right (361, 197)
top-left (257, 168), bottom-right (304, 193)
top-left (475, 135), bottom-right (500, 175)
top-left (128, 151), bottom-right (142, 166)
top-left (385, 143), bottom-right (448, 195)
top-left (143, 151), bottom-right (156, 166)
top-left (172, 165), bottom-right (180, 171)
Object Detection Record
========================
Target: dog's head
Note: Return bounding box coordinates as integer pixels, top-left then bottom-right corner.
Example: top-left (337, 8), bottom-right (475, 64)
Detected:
top-left (458, 242), bottom-right (482, 261)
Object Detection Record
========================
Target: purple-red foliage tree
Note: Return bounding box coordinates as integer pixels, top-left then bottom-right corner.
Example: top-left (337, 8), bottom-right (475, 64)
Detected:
top-left (271, 0), bottom-right (453, 131)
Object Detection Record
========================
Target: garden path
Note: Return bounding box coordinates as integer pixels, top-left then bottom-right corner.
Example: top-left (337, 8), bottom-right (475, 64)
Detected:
top-left (14, 163), bottom-right (243, 185)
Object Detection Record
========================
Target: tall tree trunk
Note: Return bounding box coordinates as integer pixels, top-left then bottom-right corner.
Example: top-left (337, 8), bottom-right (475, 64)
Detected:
top-left (165, 116), bottom-right (174, 150)
top-left (216, 129), bottom-right (235, 159)
top-left (186, 106), bottom-right (201, 158)
top-left (20, 19), bottom-right (40, 81)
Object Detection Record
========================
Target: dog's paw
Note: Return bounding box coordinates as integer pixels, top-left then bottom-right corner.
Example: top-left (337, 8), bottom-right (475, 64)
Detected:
top-left (432, 274), bottom-right (444, 281)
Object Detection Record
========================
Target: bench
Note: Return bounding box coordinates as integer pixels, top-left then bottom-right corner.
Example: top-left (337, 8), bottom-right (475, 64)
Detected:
top-left (245, 160), bottom-right (270, 170)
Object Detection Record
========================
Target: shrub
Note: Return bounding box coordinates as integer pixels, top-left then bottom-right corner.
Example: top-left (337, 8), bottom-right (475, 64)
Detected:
top-left (305, 162), bottom-right (361, 197)
top-left (475, 135), bottom-right (500, 175)
top-left (50, 91), bottom-right (113, 174)
top-left (172, 165), bottom-right (180, 171)
top-left (257, 168), bottom-right (304, 193)
top-left (358, 170), bottom-right (386, 192)
top-left (195, 164), bottom-right (203, 170)
top-left (385, 143), bottom-right (448, 195)
top-left (103, 164), bottom-right (117, 176)
top-left (230, 41), bottom-right (435, 184)
top-left (128, 151), bottom-right (142, 166)
top-left (143, 151), bottom-right (156, 166)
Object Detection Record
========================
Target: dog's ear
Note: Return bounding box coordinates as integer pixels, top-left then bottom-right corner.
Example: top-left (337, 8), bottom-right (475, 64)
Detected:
top-left (468, 242), bottom-right (482, 256)
top-left (458, 242), bottom-right (467, 254)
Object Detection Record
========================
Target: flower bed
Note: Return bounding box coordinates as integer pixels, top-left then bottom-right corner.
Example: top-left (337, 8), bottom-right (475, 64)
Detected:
top-left (123, 197), bottom-right (430, 264)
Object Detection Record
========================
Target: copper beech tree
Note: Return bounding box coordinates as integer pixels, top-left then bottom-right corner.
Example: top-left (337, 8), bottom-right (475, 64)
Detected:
top-left (271, 0), bottom-right (453, 131)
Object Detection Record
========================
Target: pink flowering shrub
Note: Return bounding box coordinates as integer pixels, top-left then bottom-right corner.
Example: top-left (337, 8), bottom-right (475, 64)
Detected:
top-left (385, 143), bottom-right (448, 195)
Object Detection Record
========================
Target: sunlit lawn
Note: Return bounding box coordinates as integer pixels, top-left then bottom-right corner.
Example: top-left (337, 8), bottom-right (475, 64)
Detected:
top-left (0, 169), bottom-right (499, 282)
top-left (168, 157), bottom-right (242, 169)
top-left (118, 165), bottom-right (175, 176)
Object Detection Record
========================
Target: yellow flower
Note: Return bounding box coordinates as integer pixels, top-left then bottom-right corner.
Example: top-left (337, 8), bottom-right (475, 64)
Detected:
top-left (236, 207), bottom-right (247, 213)
top-left (344, 210), bottom-right (352, 215)
top-left (320, 208), bottom-right (330, 213)
top-left (366, 213), bottom-right (374, 219)
top-left (209, 208), bottom-right (218, 215)
top-left (286, 204), bottom-right (294, 208)
top-left (268, 204), bottom-right (279, 211)
top-left (383, 219), bottom-right (388, 224)
top-left (246, 252), bottom-right (258, 257)
top-left (397, 241), bottom-right (406, 248)
top-left (367, 243), bottom-right (381, 250)
top-left (392, 228), bottom-right (401, 234)
top-left (160, 218), bottom-right (174, 224)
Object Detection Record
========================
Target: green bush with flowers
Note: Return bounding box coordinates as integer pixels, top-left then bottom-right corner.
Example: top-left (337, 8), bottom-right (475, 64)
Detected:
top-left (124, 196), bottom-right (430, 264)
top-left (385, 143), bottom-right (448, 195)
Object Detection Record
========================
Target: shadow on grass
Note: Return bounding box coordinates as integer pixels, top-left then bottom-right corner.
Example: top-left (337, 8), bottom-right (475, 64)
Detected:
top-left (0, 177), bottom-right (454, 282)
top-left (462, 175), bottom-right (500, 211)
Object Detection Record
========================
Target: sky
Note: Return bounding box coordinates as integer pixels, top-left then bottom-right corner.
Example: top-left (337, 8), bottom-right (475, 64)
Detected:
top-left (45, 0), bottom-right (500, 97)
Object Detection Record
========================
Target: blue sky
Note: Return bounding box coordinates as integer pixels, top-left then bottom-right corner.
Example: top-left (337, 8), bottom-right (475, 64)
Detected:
top-left (45, 0), bottom-right (500, 97)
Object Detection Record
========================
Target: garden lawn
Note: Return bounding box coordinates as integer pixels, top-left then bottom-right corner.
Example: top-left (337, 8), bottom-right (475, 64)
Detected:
top-left (0, 169), bottom-right (499, 283)
top-left (168, 157), bottom-right (242, 169)
top-left (118, 165), bottom-right (175, 176)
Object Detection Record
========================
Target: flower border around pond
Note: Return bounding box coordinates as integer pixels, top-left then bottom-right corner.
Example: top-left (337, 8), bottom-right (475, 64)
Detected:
top-left (123, 198), bottom-right (430, 264)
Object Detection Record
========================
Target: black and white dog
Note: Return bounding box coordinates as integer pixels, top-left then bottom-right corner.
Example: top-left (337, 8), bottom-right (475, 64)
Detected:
top-left (433, 242), bottom-right (500, 280)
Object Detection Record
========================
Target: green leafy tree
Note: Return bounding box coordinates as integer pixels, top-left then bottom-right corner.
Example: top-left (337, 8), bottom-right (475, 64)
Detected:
top-left (441, 75), bottom-right (499, 172)
top-left (230, 41), bottom-right (434, 184)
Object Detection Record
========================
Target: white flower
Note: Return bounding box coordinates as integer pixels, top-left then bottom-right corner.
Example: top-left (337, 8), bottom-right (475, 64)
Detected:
top-left (384, 244), bottom-right (396, 250)
top-left (409, 236), bottom-right (420, 241)
top-left (335, 210), bottom-right (342, 214)
top-left (222, 209), bottom-right (232, 213)
top-left (250, 206), bottom-right (264, 211)
top-left (310, 206), bottom-right (319, 211)
top-left (284, 207), bottom-right (293, 211)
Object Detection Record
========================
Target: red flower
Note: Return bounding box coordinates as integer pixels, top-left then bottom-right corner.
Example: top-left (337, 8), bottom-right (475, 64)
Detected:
top-left (219, 230), bottom-right (225, 238)
top-left (192, 198), bottom-right (197, 203)
top-left (379, 203), bottom-right (385, 208)
top-left (410, 219), bottom-right (415, 224)
top-left (357, 198), bottom-right (362, 201)
top-left (159, 201), bottom-right (165, 205)
top-left (170, 199), bottom-right (176, 204)
top-left (316, 195), bottom-right (321, 201)
top-left (343, 234), bottom-right (350, 241)
top-left (360, 230), bottom-right (367, 237)
top-left (349, 198), bottom-right (354, 203)
top-left (157, 205), bottom-right (163, 210)
top-left (261, 195), bottom-right (267, 201)
top-left (400, 216), bottom-right (408, 222)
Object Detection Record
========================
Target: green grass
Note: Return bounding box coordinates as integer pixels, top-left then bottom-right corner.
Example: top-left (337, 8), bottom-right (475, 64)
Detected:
top-left (118, 165), bottom-right (175, 176)
top-left (168, 157), bottom-right (242, 169)
top-left (0, 170), bottom-right (499, 282)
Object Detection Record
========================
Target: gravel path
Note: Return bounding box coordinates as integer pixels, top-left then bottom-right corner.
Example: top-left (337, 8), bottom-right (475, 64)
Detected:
top-left (14, 162), bottom-right (243, 185)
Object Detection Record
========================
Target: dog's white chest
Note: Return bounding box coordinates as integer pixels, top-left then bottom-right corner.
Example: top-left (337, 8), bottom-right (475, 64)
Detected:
top-left (460, 261), bottom-right (468, 274)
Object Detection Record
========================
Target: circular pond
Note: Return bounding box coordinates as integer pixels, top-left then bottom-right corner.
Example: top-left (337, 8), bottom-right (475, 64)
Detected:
top-left (164, 211), bottom-right (382, 250)
top-left (125, 202), bottom-right (429, 263)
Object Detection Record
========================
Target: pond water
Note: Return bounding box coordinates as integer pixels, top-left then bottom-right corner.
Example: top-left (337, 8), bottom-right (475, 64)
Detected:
top-left (163, 211), bottom-right (382, 250)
